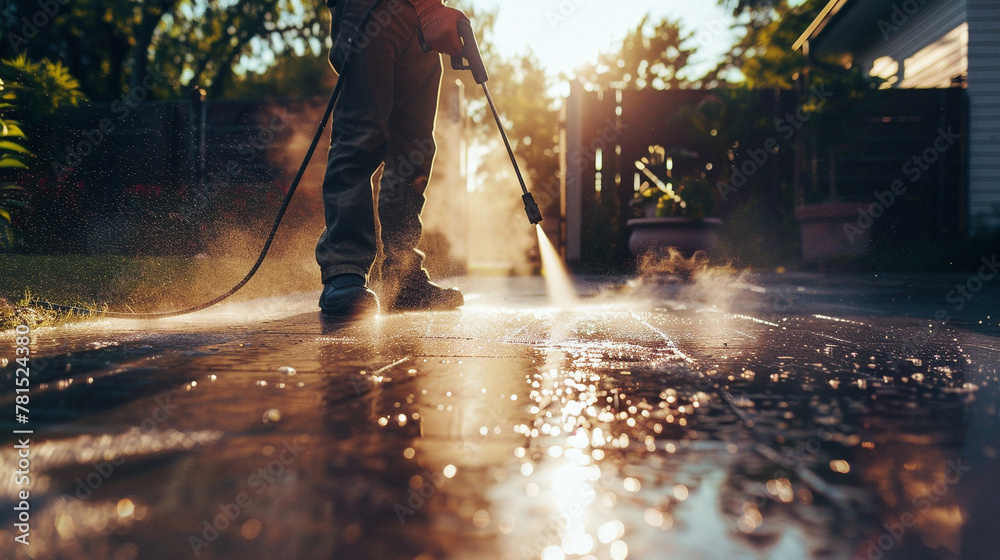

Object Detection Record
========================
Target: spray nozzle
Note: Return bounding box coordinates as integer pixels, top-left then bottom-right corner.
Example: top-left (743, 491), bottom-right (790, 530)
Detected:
top-left (522, 193), bottom-right (543, 225)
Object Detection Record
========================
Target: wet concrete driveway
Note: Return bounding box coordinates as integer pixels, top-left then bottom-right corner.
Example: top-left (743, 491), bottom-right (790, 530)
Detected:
top-left (1, 274), bottom-right (998, 560)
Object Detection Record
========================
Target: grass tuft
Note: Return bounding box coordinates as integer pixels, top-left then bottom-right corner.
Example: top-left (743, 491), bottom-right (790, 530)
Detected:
top-left (0, 288), bottom-right (104, 332)
top-left (1, 254), bottom-right (317, 331)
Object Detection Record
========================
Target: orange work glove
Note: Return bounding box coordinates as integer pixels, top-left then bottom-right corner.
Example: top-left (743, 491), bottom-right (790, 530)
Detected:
top-left (408, 0), bottom-right (469, 56)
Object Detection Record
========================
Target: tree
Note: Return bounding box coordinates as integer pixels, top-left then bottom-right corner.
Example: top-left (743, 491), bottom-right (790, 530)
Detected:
top-left (710, 0), bottom-right (882, 90)
top-left (718, 0), bottom-right (782, 17)
top-left (2, 0), bottom-right (171, 100)
top-left (222, 50), bottom-right (337, 99)
top-left (0, 0), bottom-right (327, 101)
top-left (710, 0), bottom-right (884, 209)
top-left (576, 16), bottom-right (698, 91)
top-left (444, 3), bottom-right (561, 216)
top-left (151, 0), bottom-right (328, 98)
top-left (709, 0), bottom-right (811, 88)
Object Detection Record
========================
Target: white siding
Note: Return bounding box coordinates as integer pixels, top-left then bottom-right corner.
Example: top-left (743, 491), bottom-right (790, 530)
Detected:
top-left (967, 0), bottom-right (1000, 229)
top-left (900, 23), bottom-right (968, 87)
top-left (857, 0), bottom-right (969, 86)
top-left (856, 0), bottom-right (1000, 230)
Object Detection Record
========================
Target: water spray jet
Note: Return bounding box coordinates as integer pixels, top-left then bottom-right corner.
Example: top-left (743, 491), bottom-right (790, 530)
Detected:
top-left (536, 225), bottom-right (577, 308)
top-left (448, 22), bottom-right (579, 305)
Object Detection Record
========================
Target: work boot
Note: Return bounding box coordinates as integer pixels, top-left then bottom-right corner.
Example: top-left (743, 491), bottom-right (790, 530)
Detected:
top-left (382, 273), bottom-right (464, 312)
top-left (319, 274), bottom-right (379, 318)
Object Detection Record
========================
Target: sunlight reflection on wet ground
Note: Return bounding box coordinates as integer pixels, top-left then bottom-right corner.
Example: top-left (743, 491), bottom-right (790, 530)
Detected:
top-left (1, 275), bottom-right (997, 560)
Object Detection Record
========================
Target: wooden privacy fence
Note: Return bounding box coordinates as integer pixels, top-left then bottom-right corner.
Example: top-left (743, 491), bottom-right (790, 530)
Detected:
top-left (27, 95), bottom-right (330, 255)
top-left (27, 84), bottom-right (966, 267)
top-left (561, 84), bottom-right (967, 271)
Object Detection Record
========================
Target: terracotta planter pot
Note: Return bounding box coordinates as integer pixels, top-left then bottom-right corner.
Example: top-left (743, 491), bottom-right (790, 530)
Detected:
top-left (795, 203), bottom-right (870, 260)
top-left (627, 217), bottom-right (723, 257)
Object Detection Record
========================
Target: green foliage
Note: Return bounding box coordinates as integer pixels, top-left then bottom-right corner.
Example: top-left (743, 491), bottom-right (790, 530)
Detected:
top-left (0, 0), bottom-right (327, 101)
top-left (153, 0), bottom-right (328, 98)
top-left (577, 16), bottom-right (698, 90)
top-left (661, 176), bottom-right (716, 219)
top-left (223, 51), bottom-right (338, 99)
top-left (0, 55), bottom-right (88, 250)
top-left (0, 76), bottom-right (32, 250)
top-left (712, 0), bottom-right (882, 90)
top-left (719, 0), bottom-right (783, 16)
top-left (0, 54), bottom-right (87, 118)
top-left (2, 0), bottom-right (155, 100)
top-left (631, 145), bottom-right (717, 220)
top-left (0, 54), bottom-right (86, 166)
top-left (0, 183), bottom-right (28, 249)
top-left (709, 0), bottom-right (884, 205)
top-left (0, 123), bottom-right (30, 169)
top-left (446, 3), bottom-right (561, 219)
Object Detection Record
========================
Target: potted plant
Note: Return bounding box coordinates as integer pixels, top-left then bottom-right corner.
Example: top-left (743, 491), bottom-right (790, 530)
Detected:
top-left (627, 145), bottom-right (722, 257)
top-left (791, 67), bottom-right (887, 260)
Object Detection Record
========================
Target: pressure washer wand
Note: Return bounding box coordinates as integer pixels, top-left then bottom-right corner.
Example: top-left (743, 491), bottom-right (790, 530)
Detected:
top-left (451, 19), bottom-right (542, 225)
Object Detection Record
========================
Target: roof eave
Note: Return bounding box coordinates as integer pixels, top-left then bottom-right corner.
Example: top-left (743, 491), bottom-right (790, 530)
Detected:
top-left (792, 0), bottom-right (853, 52)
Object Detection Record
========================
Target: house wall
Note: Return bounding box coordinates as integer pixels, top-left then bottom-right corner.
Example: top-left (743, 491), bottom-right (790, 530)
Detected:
top-left (967, 0), bottom-right (1000, 229)
top-left (854, 0), bottom-right (999, 230)
top-left (857, 0), bottom-right (968, 87)
top-left (898, 23), bottom-right (968, 88)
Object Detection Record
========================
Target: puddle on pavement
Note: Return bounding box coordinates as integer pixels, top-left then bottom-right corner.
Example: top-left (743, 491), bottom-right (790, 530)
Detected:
top-left (0, 283), bottom-right (994, 560)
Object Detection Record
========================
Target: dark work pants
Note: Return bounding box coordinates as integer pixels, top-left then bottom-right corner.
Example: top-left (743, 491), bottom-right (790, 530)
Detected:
top-left (316, 0), bottom-right (442, 285)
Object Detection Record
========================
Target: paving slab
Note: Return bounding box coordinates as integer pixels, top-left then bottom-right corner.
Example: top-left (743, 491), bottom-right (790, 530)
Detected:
top-left (1, 274), bottom-right (998, 560)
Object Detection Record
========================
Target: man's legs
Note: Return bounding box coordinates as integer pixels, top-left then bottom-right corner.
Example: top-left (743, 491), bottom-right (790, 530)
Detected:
top-left (378, 35), bottom-right (440, 281)
top-left (315, 0), bottom-right (416, 315)
top-left (376, 26), bottom-right (463, 310)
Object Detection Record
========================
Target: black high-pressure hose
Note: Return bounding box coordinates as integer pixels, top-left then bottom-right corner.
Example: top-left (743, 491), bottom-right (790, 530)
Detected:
top-left (31, 1), bottom-right (383, 319)
top-left (33, 79), bottom-right (344, 319)
top-left (33, 2), bottom-right (540, 320)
